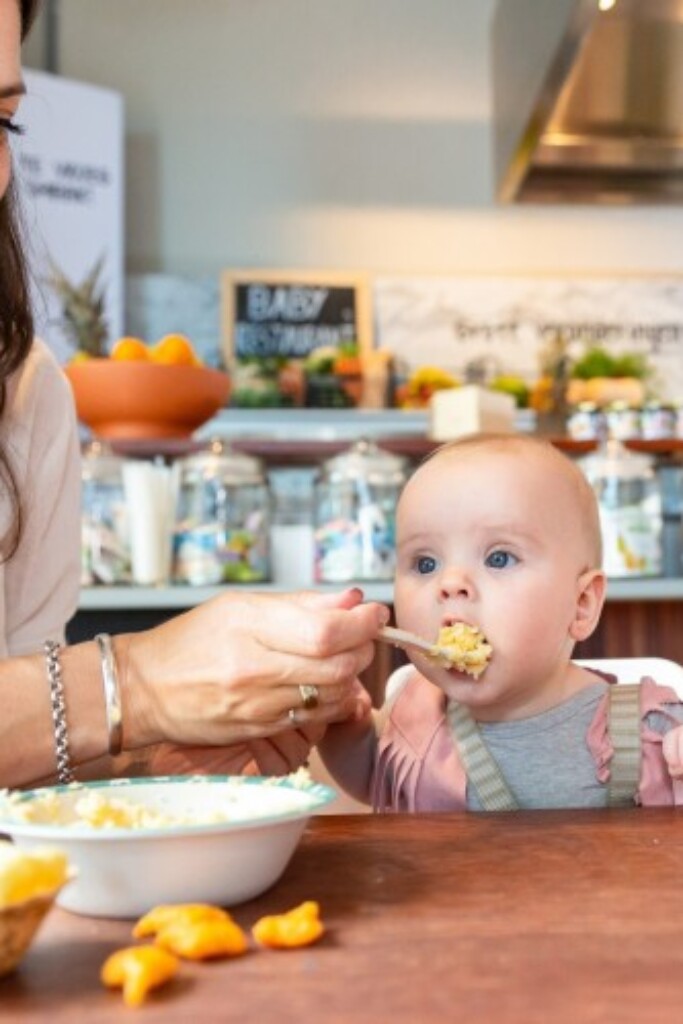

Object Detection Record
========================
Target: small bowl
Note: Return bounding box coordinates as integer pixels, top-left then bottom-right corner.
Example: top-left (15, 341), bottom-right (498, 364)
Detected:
top-left (64, 359), bottom-right (231, 439)
top-left (0, 886), bottom-right (68, 977)
top-left (0, 776), bottom-right (335, 919)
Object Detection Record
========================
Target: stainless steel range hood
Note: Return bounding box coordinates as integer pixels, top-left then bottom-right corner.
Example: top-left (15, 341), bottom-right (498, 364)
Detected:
top-left (492, 0), bottom-right (683, 203)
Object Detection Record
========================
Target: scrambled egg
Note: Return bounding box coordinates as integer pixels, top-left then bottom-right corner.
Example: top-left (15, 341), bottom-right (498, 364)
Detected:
top-left (429, 623), bottom-right (492, 678)
top-left (0, 769), bottom-right (317, 831)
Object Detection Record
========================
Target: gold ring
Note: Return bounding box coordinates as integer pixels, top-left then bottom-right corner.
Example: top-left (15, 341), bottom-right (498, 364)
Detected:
top-left (299, 684), bottom-right (320, 710)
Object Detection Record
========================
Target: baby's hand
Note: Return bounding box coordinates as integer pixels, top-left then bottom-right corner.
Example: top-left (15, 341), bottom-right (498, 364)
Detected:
top-left (663, 725), bottom-right (683, 778)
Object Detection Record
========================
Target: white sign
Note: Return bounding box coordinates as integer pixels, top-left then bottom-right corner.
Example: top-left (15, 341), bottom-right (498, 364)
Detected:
top-left (13, 70), bottom-right (124, 364)
top-left (375, 276), bottom-right (683, 401)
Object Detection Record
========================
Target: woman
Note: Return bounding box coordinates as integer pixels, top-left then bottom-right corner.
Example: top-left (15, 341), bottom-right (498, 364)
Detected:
top-left (0, 0), bottom-right (388, 789)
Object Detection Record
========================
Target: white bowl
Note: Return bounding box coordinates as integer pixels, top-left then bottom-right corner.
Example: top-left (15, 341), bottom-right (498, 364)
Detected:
top-left (0, 776), bottom-right (335, 919)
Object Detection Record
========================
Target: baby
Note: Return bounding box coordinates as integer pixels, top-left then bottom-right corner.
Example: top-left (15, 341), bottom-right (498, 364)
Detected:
top-left (318, 433), bottom-right (683, 811)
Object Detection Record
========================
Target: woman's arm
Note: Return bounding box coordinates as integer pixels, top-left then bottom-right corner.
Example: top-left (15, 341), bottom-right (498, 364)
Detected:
top-left (0, 588), bottom-right (388, 790)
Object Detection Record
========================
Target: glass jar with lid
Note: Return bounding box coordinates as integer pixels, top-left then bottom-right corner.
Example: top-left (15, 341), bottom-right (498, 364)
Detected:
top-left (313, 439), bottom-right (408, 583)
top-left (579, 440), bottom-right (662, 578)
top-left (173, 441), bottom-right (271, 585)
top-left (81, 441), bottom-right (131, 585)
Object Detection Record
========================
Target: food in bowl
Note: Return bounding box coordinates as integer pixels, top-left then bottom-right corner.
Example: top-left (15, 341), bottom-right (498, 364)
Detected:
top-left (429, 622), bottom-right (492, 677)
top-left (0, 774), bottom-right (335, 918)
top-left (0, 842), bottom-right (72, 976)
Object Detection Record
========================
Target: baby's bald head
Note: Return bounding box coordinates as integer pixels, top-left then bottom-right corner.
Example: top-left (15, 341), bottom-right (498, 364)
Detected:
top-left (415, 433), bottom-right (603, 570)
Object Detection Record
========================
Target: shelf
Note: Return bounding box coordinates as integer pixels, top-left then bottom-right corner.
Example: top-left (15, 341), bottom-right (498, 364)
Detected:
top-left (77, 577), bottom-right (683, 611)
top-left (102, 435), bottom-right (683, 464)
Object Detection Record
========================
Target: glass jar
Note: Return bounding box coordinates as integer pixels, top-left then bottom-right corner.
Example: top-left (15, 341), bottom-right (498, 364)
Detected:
top-left (567, 402), bottom-right (606, 442)
top-left (173, 441), bottom-right (271, 585)
top-left (313, 439), bottom-right (408, 582)
top-left (269, 468), bottom-right (315, 587)
top-left (80, 441), bottom-right (131, 585)
top-left (580, 440), bottom-right (663, 578)
top-left (641, 401), bottom-right (676, 441)
top-left (605, 401), bottom-right (641, 441)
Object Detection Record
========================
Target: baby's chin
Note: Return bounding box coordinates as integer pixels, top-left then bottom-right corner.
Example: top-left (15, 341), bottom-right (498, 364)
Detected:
top-left (418, 659), bottom-right (488, 699)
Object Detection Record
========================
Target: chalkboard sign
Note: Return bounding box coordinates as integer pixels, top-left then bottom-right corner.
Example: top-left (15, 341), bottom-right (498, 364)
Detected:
top-left (221, 270), bottom-right (372, 365)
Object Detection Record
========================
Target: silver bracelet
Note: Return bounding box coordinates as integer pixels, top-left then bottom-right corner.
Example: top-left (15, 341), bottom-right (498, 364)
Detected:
top-left (95, 633), bottom-right (123, 756)
top-left (44, 640), bottom-right (75, 785)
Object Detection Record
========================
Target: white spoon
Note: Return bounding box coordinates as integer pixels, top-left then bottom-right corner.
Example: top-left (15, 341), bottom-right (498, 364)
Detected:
top-left (377, 626), bottom-right (448, 659)
top-left (377, 625), bottom-right (491, 676)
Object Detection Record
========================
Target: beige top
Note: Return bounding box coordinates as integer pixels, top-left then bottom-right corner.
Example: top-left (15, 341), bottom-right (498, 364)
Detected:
top-left (0, 340), bottom-right (81, 656)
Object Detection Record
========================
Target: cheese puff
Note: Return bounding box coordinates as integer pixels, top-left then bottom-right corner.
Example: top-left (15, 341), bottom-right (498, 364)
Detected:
top-left (133, 903), bottom-right (230, 938)
top-left (101, 945), bottom-right (178, 1008)
top-left (252, 901), bottom-right (324, 949)
top-left (155, 917), bottom-right (249, 960)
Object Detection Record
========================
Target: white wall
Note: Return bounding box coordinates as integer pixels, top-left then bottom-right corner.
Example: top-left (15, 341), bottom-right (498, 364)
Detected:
top-left (27, 0), bottom-right (683, 278)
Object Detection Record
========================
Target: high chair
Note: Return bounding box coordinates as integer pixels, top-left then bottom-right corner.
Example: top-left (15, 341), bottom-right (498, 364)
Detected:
top-left (574, 657), bottom-right (683, 696)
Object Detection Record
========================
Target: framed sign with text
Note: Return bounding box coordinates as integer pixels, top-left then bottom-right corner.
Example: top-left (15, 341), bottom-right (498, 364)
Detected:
top-left (221, 270), bottom-right (372, 407)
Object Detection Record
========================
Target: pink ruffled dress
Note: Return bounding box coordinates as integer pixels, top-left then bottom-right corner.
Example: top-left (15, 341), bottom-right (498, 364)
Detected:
top-left (371, 668), bottom-right (683, 812)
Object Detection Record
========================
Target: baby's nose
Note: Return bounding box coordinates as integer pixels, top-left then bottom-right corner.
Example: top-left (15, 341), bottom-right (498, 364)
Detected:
top-left (439, 565), bottom-right (474, 600)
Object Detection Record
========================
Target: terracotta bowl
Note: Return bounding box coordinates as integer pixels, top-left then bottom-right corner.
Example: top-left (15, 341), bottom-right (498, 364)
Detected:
top-left (64, 360), bottom-right (231, 439)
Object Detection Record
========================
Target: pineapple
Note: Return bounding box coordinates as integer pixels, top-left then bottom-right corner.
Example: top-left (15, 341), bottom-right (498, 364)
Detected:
top-left (49, 255), bottom-right (109, 357)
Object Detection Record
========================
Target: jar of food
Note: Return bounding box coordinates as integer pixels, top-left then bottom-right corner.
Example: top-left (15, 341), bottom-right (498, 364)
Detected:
top-left (580, 440), bottom-right (662, 578)
top-left (605, 401), bottom-right (641, 441)
top-left (567, 402), bottom-right (606, 442)
top-left (173, 442), bottom-right (271, 585)
top-left (313, 439), bottom-right (408, 582)
top-left (640, 401), bottom-right (676, 441)
top-left (80, 441), bottom-right (131, 585)
top-left (675, 402), bottom-right (683, 440)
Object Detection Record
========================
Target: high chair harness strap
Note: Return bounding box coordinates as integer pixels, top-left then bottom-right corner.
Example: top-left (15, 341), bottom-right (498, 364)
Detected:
top-left (447, 683), bottom-right (642, 812)
top-left (606, 683), bottom-right (642, 808)
top-left (446, 701), bottom-right (518, 811)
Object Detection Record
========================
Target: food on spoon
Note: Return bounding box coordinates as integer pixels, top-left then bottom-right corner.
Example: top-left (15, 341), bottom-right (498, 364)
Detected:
top-left (429, 623), bottom-right (492, 677)
top-left (101, 945), bottom-right (179, 1008)
top-left (252, 900), bottom-right (324, 949)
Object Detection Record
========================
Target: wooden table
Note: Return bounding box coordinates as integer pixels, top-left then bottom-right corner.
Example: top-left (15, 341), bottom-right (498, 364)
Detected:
top-left (4, 810), bottom-right (683, 1023)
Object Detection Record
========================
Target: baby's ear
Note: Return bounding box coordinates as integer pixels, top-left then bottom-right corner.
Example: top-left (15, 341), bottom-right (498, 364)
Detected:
top-left (569, 569), bottom-right (607, 642)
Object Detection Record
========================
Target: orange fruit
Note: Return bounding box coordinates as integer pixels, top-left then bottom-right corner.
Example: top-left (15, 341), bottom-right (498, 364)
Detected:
top-left (111, 337), bottom-right (150, 361)
top-left (150, 334), bottom-right (201, 367)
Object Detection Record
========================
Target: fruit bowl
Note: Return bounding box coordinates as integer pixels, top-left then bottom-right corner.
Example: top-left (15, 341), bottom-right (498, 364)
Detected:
top-left (64, 359), bottom-right (231, 439)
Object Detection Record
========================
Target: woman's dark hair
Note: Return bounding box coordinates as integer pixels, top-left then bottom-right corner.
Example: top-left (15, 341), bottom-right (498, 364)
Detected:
top-left (0, 0), bottom-right (42, 558)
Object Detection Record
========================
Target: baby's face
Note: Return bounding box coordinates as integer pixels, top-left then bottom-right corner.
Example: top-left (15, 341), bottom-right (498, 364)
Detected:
top-left (394, 445), bottom-right (597, 719)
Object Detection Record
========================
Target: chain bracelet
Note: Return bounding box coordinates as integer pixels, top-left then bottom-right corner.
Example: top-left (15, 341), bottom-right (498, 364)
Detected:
top-left (44, 639), bottom-right (75, 785)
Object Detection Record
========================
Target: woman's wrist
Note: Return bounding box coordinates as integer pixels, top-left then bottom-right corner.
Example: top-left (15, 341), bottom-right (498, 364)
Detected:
top-left (59, 641), bottom-right (112, 766)
top-left (109, 632), bottom-right (162, 751)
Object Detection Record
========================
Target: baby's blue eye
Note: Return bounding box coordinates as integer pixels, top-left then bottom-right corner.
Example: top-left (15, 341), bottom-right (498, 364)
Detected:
top-left (485, 550), bottom-right (518, 570)
top-left (416, 555), bottom-right (437, 575)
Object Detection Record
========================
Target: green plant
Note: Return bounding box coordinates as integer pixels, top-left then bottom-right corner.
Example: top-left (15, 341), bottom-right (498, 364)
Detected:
top-left (571, 345), bottom-right (650, 381)
top-left (48, 255), bottom-right (109, 357)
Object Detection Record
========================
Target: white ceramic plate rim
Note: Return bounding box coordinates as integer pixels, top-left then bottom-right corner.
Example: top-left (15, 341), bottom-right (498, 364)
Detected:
top-left (0, 774), bottom-right (336, 842)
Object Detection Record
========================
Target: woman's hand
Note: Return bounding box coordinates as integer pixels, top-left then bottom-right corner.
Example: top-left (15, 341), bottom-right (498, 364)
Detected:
top-left (117, 588), bottom-right (389, 752)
